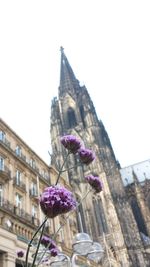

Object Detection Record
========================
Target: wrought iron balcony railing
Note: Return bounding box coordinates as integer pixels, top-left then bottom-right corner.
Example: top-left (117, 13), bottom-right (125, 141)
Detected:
top-left (0, 165), bottom-right (11, 181)
top-left (29, 188), bottom-right (38, 197)
top-left (0, 137), bottom-right (11, 148)
top-left (0, 197), bottom-right (40, 227)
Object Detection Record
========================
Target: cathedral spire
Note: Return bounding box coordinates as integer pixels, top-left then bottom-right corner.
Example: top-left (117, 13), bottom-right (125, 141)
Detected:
top-left (132, 170), bottom-right (139, 185)
top-left (59, 47), bottom-right (79, 95)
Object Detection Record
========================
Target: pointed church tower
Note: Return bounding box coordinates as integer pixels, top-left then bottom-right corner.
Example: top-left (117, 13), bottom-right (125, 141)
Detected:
top-left (50, 48), bottom-right (147, 266)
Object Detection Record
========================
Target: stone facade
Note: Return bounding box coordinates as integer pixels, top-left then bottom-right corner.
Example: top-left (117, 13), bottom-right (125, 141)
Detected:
top-left (0, 118), bottom-right (89, 266)
top-left (50, 48), bottom-right (150, 266)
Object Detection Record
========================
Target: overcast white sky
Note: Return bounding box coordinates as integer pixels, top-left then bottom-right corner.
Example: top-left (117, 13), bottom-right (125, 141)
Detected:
top-left (0, 1), bottom-right (150, 168)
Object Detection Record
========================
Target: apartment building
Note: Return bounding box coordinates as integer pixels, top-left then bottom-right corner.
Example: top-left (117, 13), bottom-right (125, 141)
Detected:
top-left (0, 118), bottom-right (78, 267)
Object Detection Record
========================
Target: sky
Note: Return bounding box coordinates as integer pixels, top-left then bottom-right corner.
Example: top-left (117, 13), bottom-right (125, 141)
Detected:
top-left (0, 1), bottom-right (150, 168)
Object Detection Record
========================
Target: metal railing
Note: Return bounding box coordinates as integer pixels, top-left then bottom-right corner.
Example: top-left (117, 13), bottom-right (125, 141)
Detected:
top-left (0, 165), bottom-right (11, 180)
top-left (0, 137), bottom-right (11, 148)
top-left (29, 188), bottom-right (38, 197)
top-left (0, 196), bottom-right (40, 226)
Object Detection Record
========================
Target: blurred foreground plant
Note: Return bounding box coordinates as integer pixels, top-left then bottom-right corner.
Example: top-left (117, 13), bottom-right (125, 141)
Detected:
top-left (24, 135), bottom-right (102, 267)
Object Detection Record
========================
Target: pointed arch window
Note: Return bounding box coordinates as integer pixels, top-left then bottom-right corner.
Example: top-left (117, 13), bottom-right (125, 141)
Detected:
top-left (130, 197), bottom-right (148, 236)
top-left (79, 105), bottom-right (86, 128)
top-left (67, 107), bottom-right (77, 128)
top-left (147, 193), bottom-right (150, 210)
top-left (93, 198), bottom-right (108, 235)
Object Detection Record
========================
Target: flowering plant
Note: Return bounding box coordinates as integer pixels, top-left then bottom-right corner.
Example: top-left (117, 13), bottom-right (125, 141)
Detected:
top-left (85, 175), bottom-right (103, 193)
top-left (40, 185), bottom-right (76, 218)
top-left (60, 135), bottom-right (82, 154)
top-left (79, 148), bottom-right (95, 165)
top-left (40, 236), bottom-right (59, 257)
top-left (17, 250), bottom-right (24, 258)
top-left (25, 134), bottom-right (102, 267)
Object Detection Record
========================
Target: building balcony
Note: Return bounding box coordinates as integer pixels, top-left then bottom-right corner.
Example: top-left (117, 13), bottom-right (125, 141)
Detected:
top-left (0, 197), bottom-right (40, 227)
top-left (29, 189), bottom-right (39, 204)
top-left (0, 137), bottom-right (11, 148)
top-left (13, 177), bottom-right (26, 192)
top-left (20, 153), bottom-right (26, 162)
top-left (0, 197), bottom-right (14, 213)
top-left (31, 216), bottom-right (40, 226)
top-left (14, 207), bottom-right (40, 226)
top-left (29, 189), bottom-right (38, 197)
top-left (0, 165), bottom-right (11, 182)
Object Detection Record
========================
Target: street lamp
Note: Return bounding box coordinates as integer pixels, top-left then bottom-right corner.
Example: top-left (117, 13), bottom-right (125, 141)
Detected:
top-left (49, 232), bottom-right (104, 266)
top-left (50, 254), bottom-right (71, 267)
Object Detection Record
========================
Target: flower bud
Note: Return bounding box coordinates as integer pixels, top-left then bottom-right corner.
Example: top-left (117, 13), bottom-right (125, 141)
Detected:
top-left (60, 135), bottom-right (82, 154)
top-left (17, 250), bottom-right (24, 258)
top-left (85, 175), bottom-right (103, 193)
top-left (79, 148), bottom-right (95, 165)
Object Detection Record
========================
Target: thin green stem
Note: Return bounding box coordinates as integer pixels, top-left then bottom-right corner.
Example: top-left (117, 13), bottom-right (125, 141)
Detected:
top-left (25, 217), bottom-right (47, 267)
top-left (61, 163), bottom-right (82, 173)
top-left (31, 222), bottom-right (46, 267)
top-left (55, 151), bottom-right (70, 185)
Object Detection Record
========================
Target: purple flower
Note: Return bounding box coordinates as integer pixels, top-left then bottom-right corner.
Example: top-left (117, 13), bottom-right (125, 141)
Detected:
top-left (50, 248), bottom-right (58, 257)
top-left (17, 250), bottom-right (24, 258)
top-left (41, 236), bottom-right (52, 247)
top-left (79, 148), bottom-right (95, 165)
top-left (60, 135), bottom-right (82, 154)
top-left (41, 236), bottom-right (59, 257)
top-left (85, 175), bottom-right (103, 193)
top-left (40, 185), bottom-right (76, 218)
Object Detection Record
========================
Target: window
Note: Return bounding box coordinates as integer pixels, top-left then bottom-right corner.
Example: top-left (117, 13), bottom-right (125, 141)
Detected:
top-left (30, 158), bottom-right (36, 169)
top-left (67, 107), bottom-right (77, 128)
top-left (80, 105), bottom-right (86, 127)
top-left (130, 198), bottom-right (148, 236)
top-left (31, 182), bottom-right (37, 196)
top-left (32, 204), bottom-right (37, 218)
top-left (93, 198), bottom-right (108, 235)
top-left (0, 184), bottom-right (3, 206)
top-left (15, 193), bottom-right (22, 209)
top-left (0, 131), bottom-right (5, 142)
top-left (0, 156), bottom-right (4, 171)
top-left (16, 170), bottom-right (21, 185)
top-left (15, 145), bottom-right (21, 156)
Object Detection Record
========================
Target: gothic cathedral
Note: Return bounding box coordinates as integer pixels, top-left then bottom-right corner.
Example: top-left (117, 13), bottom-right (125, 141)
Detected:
top-left (50, 48), bottom-right (150, 266)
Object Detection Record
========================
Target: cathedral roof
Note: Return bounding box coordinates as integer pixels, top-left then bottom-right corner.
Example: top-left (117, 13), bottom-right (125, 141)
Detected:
top-left (120, 159), bottom-right (150, 186)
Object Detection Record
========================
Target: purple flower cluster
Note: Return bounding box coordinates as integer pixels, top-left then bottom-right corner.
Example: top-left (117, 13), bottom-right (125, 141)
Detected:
top-left (40, 185), bottom-right (76, 218)
top-left (85, 175), bottom-right (103, 193)
top-left (17, 250), bottom-right (24, 258)
top-left (60, 135), bottom-right (95, 165)
top-left (60, 135), bottom-right (82, 154)
top-left (41, 236), bottom-right (58, 257)
top-left (79, 148), bottom-right (95, 165)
